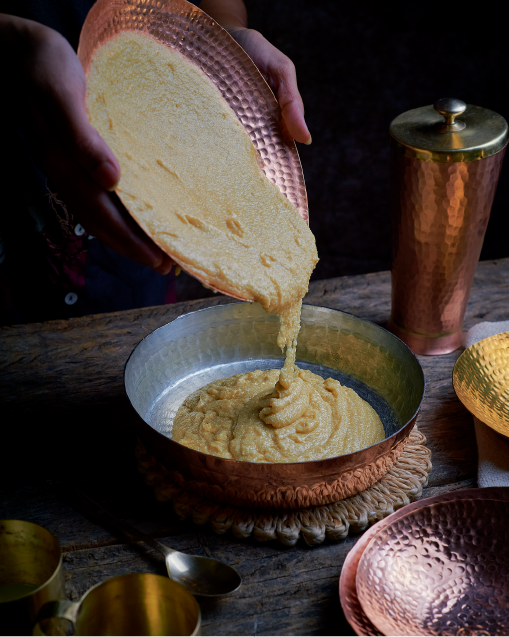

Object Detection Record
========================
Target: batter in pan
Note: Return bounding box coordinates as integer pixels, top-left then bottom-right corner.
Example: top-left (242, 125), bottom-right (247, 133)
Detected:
top-left (86, 31), bottom-right (384, 463)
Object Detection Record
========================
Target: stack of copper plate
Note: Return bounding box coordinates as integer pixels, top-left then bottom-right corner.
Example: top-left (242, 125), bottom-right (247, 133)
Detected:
top-left (340, 487), bottom-right (509, 636)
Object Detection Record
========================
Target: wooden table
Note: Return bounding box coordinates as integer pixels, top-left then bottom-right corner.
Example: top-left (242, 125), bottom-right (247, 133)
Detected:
top-left (1, 258), bottom-right (508, 636)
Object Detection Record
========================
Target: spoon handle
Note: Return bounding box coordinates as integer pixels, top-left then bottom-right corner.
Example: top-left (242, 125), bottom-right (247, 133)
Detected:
top-left (74, 490), bottom-right (173, 559)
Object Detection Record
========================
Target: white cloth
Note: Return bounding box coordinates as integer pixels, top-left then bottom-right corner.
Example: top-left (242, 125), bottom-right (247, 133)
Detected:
top-left (462, 321), bottom-right (509, 487)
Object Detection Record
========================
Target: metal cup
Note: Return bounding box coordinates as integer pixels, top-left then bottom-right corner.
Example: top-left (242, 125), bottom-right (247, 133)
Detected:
top-left (387, 98), bottom-right (508, 355)
top-left (0, 520), bottom-right (66, 636)
top-left (34, 573), bottom-right (201, 636)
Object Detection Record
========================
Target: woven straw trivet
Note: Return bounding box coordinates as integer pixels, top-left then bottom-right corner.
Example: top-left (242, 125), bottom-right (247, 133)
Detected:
top-left (136, 427), bottom-right (432, 547)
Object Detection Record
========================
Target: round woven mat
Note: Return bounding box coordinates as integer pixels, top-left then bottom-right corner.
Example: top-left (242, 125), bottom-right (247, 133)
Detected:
top-left (136, 427), bottom-right (432, 547)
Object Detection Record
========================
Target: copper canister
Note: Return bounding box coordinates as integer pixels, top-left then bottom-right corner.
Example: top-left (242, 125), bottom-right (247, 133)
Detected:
top-left (387, 98), bottom-right (508, 355)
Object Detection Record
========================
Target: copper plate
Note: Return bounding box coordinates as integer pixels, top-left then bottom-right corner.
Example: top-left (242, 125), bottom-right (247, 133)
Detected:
top-left (124, 302), bottom-right (425, 510)
top-left (453, 332), bottom-right (509, 438)
top-left (354, 487), bottom-right (509, 636)
top-left (78, 0), bottom-right (308, 298)
top-left (340, 488), bottom-right (509, 635)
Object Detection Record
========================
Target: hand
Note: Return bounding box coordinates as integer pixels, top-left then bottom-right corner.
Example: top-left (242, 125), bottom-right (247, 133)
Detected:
top-left (199, 0), bottom-right (311, 145)
top-left (0, 14), bottom-right (173, 274)
top-left (226, 27), bottom-right (311, 145)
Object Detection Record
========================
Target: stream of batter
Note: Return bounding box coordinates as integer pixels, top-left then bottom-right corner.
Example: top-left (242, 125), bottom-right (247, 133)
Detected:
top-left (172, 301), bottom-right (385, 463)
top-left (88, 32), bottom-right (384, 462)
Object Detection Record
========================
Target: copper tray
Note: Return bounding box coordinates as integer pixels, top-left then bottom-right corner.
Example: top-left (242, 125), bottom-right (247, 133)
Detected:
top-left (124, 302), bottom-right (424, 510)
top-left (78, 0), bottom-right (309, 297)
top-left (339, 487), bottom-right (509, 637)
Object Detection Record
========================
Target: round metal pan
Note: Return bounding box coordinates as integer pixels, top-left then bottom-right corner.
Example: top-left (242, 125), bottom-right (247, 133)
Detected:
top-left (340, 487), bottom-right (509, 636)
top-left (124, 302), bottom-right (425, 509)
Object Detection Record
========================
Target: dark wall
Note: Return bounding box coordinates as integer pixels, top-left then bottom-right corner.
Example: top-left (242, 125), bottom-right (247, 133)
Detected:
top-left (243, 1), bottom-right (509, 281)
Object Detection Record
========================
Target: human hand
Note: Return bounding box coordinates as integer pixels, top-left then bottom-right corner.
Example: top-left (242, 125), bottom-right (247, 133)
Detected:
top-left (0, 14), bottom-right (173, 274)
top-left (226, 27), bottom-right (311, 145)
top-left (200, 0), bottom-right (310, 143)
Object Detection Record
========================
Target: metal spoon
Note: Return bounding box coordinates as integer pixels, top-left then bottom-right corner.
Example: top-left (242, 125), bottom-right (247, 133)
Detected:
top-left (74, 491), bottom-right (242, 597)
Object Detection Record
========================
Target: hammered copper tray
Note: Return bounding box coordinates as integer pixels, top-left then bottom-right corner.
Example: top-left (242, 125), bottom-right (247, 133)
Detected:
top-left (78, 0), bottom-right (308, 296)
top-left (124, 302), bottom-right (425, 510)
top-left (340, 487), bottom-right (509, 636)
top-left (349, 487), bottom-right (509, 636)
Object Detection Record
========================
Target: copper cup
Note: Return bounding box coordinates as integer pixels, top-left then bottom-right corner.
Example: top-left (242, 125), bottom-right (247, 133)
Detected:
top-left (387, 98), bottom-right (508, 355)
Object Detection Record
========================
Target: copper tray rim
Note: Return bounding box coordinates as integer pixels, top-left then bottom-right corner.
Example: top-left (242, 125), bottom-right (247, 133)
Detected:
top-left (340, 487), bottom-right (509, 636)
top-left (124, 301), bottom-right (425, 469)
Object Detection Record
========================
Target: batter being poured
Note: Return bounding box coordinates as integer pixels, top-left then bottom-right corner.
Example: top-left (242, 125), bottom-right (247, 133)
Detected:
top-left (172, 300), bottom-right (385, 463)
top-left (86, 31), bottom-right (384, 463)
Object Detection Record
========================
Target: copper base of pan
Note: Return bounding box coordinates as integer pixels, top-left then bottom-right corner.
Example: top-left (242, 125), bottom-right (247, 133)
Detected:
top-left (340, 487), bottom-right (509, 636)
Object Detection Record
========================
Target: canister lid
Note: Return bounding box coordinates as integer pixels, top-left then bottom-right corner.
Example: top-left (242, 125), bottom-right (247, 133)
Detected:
top-left (390, 98), bottom-right (509, 163)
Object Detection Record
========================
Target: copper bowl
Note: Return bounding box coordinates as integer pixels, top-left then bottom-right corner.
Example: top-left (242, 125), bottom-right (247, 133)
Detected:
top-left (340, 487), bottom-right (509, 636)
top-left (355, 487), bottom-right (509, 636)
top-left (124, 303), bottom-right (424, 509)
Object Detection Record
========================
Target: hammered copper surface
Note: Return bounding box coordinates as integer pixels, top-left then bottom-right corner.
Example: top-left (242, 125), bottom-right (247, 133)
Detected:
top-left (453, 332), bottom-right (509, 437)
top-left (124, 303), bottom-right (425, 509)
top-left (340, 520), bottom-right (385, 636)
top-left (340, 487), bottom-right (509, 636)
top-left (388, 146), bottom-right (506, 355)
top-left (356, 488), bottom-right (509, 636)
top-left (78, 0), bottom-right (308, 223)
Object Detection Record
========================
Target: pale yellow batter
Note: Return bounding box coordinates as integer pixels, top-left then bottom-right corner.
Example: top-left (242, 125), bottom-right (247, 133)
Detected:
top-left (86, 32), bottom-right (318, 315)
top-left (86, 31), bottom-right (384, 463)
top-left (173, 368), bottom-right (384, 462)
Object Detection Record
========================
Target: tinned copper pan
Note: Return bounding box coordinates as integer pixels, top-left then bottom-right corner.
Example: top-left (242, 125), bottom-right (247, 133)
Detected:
top-left (124, 303), bottom-right (425, 510)
top-left (340, 487), bottom-right (509, 636)
top-left (78, 0), bottom-right (309, 298)
top-left (356, 487), bottom-right (509, 636)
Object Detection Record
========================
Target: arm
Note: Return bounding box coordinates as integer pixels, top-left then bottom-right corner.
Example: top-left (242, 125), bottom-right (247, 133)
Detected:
top-left (200, 0), bottom-right (311, 145)
top-left (0, 14), bottom-right (173, 274)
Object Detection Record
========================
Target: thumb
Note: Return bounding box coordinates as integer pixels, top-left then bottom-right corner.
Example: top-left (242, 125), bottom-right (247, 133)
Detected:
top-left (37, 33), bottom-right (121, 191)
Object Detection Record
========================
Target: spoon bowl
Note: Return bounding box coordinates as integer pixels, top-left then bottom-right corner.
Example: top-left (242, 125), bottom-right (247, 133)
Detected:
top-left (75, 491), bottom-right (242, 598)
top-left (166, 552), bottom-right (241, 597)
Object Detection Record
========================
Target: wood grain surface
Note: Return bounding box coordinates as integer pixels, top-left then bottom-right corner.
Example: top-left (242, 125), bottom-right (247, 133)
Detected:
top-left (1, 258), bottom-right (508, 636)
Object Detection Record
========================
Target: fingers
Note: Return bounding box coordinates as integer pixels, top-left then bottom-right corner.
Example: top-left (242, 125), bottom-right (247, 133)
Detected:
top-left (228, 29), bottom-right (311, 145)
top-left (51, 77), bottom-right (121, 191)
top-left (37, 123), bottom-right (173, 274)
top-left (7, 18), bottom-right (173, 275)
top-left (273, 58), bottom-right (311, 145)
top-left (28, 28), bottom-right (121, 191)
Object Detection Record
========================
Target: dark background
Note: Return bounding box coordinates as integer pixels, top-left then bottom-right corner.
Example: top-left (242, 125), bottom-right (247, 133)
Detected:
top-left (244, 1), bottom-right (509, 281)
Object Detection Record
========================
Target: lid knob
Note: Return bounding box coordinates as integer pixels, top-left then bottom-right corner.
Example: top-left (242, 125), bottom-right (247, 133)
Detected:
top-left (434, 98), bottom-right (467, 132)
